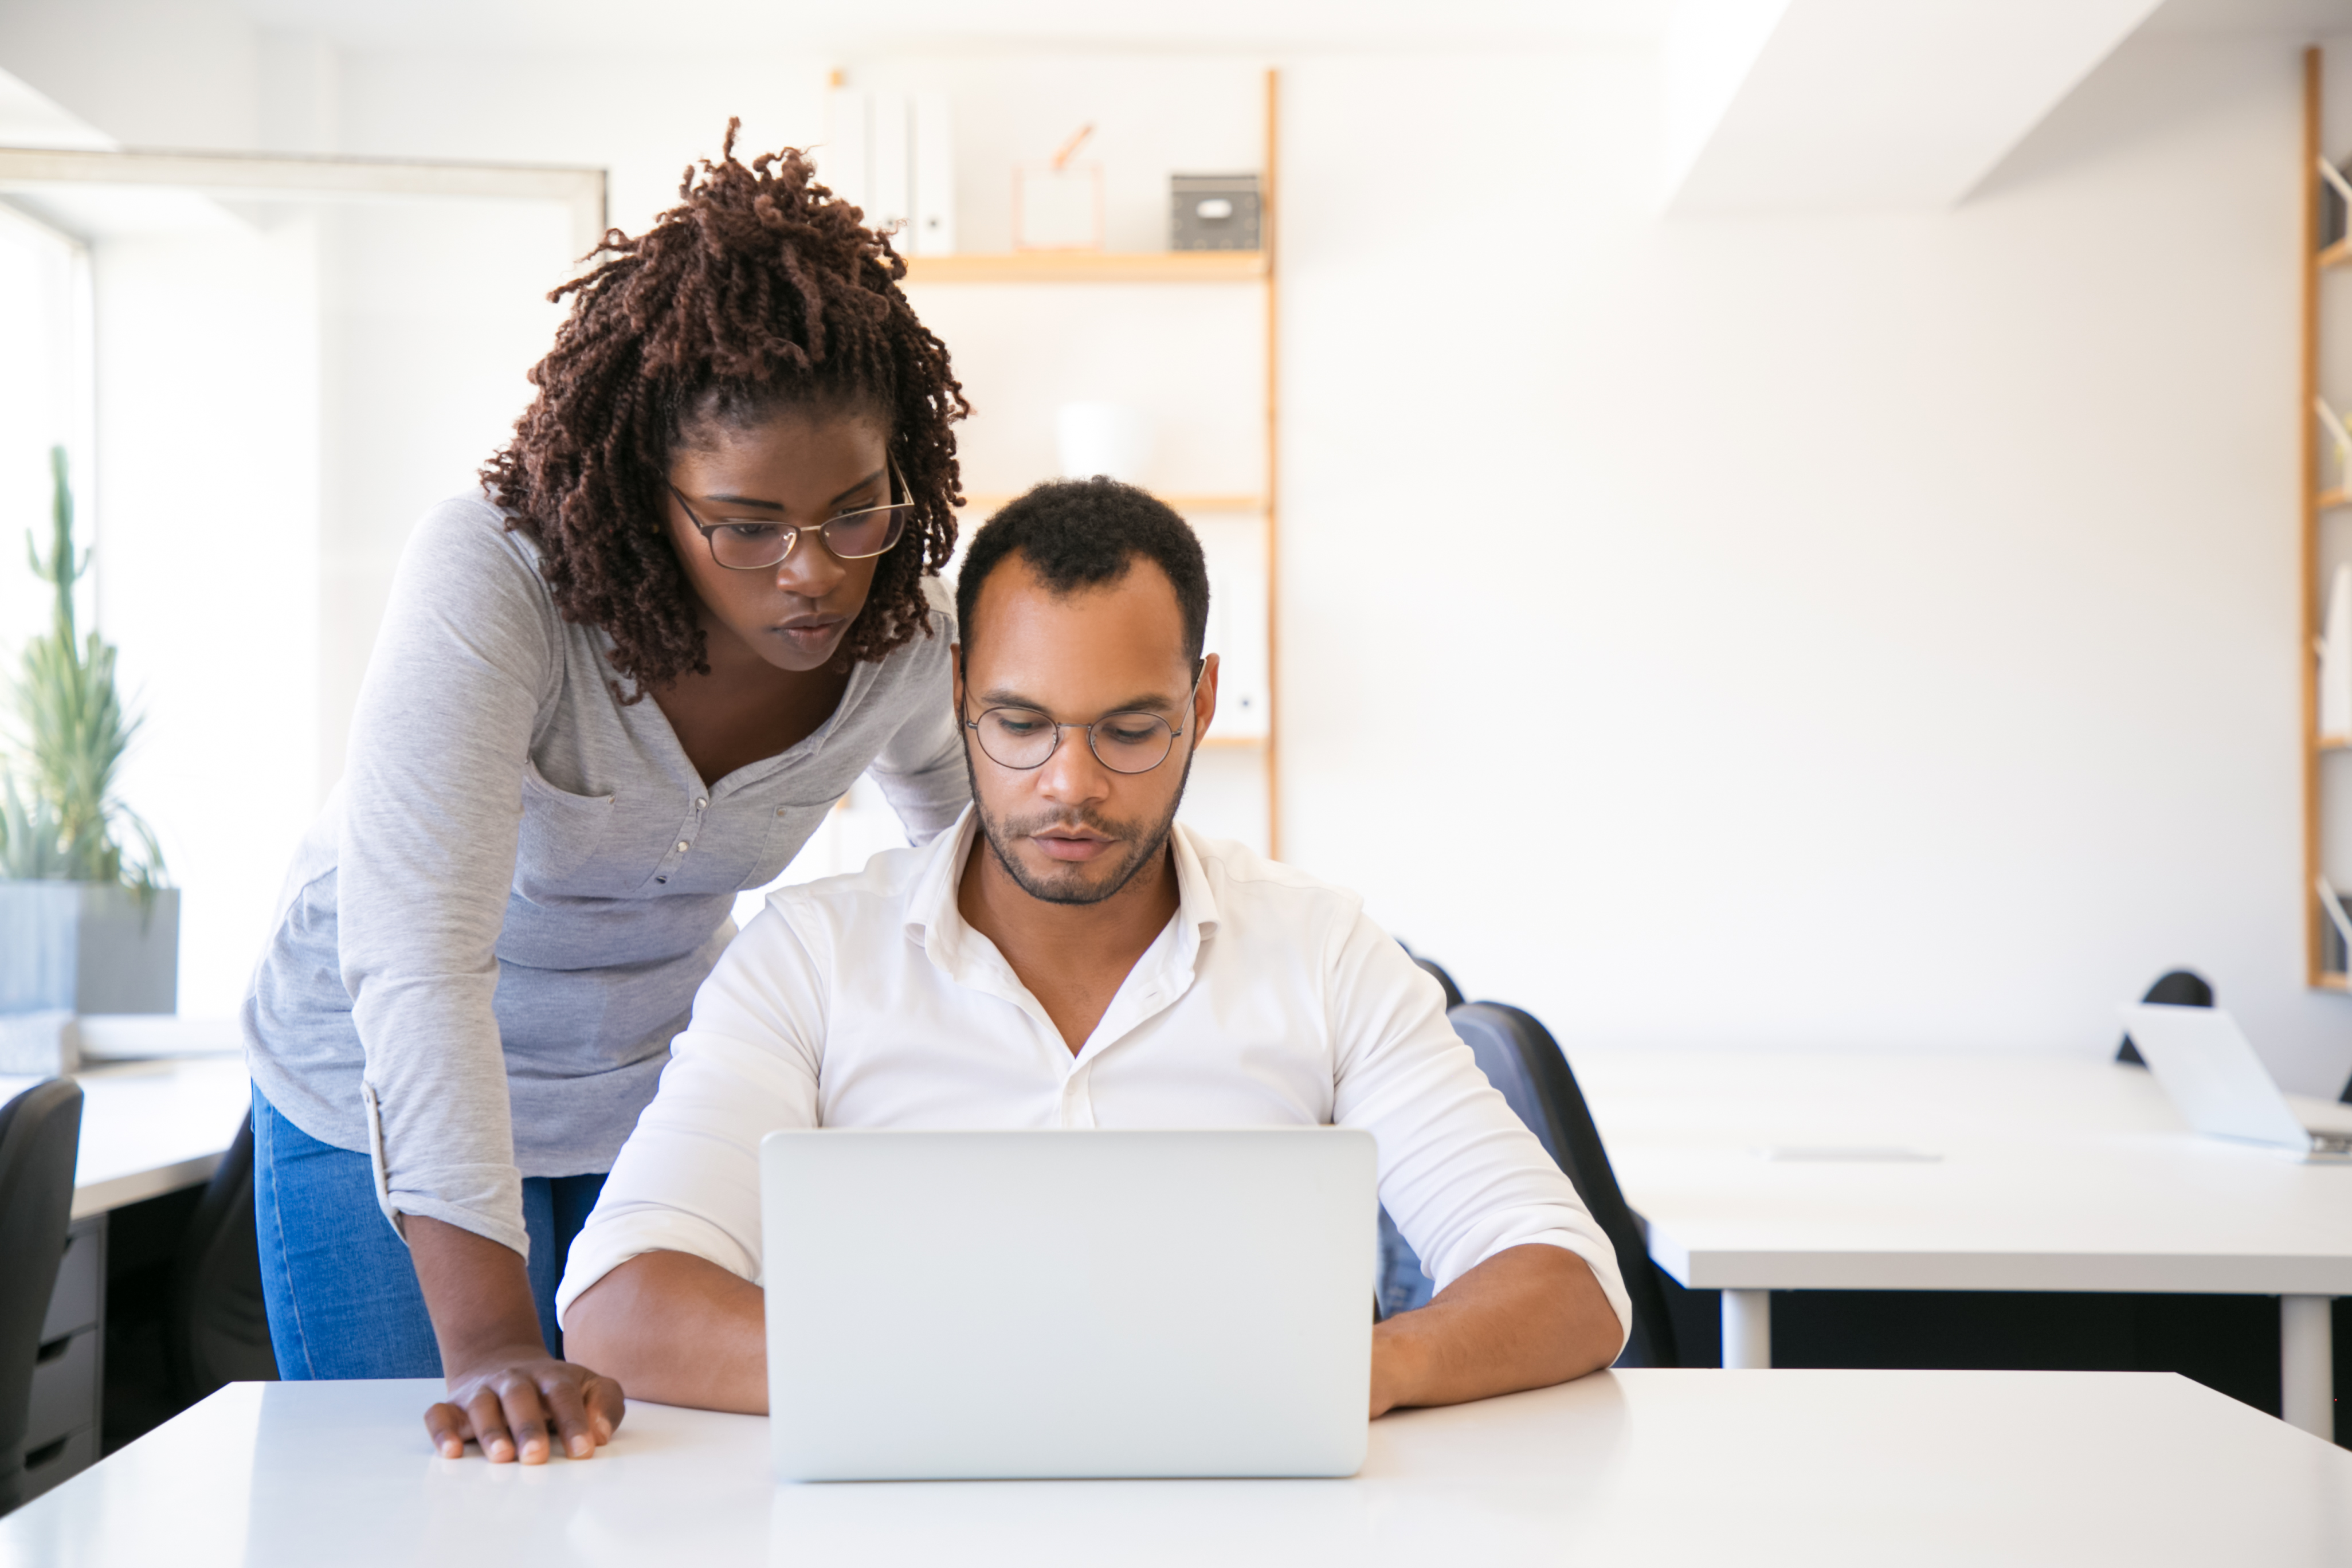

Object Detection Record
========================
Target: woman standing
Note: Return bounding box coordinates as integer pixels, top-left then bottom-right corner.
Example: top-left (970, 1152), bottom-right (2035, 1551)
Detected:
top-left (242, 127), bottom-right (969, 1463)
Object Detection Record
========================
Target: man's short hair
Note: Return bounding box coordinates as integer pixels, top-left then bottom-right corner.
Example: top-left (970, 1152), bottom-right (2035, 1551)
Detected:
top-left (954, 478), bottom-right (1210, 664)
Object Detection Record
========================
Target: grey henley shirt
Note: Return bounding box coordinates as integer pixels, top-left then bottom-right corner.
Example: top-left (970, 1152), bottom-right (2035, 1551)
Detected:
top-left (242, 493), bottom-right (967, 1257)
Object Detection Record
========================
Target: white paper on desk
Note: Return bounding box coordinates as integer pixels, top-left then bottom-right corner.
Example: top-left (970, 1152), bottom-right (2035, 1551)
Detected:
top-left (2323, 563), bottom-right (2352, 741)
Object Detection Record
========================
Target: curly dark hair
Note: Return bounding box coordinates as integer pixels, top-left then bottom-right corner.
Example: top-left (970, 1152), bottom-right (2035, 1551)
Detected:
top-left (957, 479), bottom-right (1210, 665)
top-left (481, 120), bottom-right (967, 699)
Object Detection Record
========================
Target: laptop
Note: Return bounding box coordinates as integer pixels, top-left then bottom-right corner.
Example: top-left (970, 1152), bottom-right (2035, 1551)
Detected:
top-left (2118, 1003), bottom-right (2352, 1162)
top-left (758, 1127), bottom-right (1377, 1481)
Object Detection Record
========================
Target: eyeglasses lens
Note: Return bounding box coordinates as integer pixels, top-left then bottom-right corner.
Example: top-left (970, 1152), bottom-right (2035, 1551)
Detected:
top-left (1088, 714), bottom-right (1177, 773)
top-left (822, 505), bottom-right (909, 560)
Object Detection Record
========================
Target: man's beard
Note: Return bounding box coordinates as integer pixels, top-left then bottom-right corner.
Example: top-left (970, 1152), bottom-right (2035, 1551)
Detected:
top-left (964, 742), bottom-right (1196, 907)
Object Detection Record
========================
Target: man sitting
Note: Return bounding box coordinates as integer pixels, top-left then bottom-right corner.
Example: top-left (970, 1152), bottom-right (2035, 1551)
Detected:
top-left (557, 479), bottom-right (1630, 1418)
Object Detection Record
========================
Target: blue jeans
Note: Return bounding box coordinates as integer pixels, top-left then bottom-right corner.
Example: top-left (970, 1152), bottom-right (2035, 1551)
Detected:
top-left (250, 1085), bottom-right (607, 1379)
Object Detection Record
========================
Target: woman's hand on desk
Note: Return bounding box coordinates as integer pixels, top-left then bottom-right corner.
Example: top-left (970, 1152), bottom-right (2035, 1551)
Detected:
top-left (409, 1214), bottom-right (626, 1463)
top-left (423, 1344), bottom-right (624, 1464)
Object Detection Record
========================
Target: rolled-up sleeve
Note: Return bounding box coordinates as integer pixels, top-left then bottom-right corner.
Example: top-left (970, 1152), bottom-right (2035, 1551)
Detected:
top-left (555, 901), bottom-right (828, 1323)
top-left (339, 500), bottom-right (556, 1258)
top-left (1328, 915), bottom-right (1632, 1353)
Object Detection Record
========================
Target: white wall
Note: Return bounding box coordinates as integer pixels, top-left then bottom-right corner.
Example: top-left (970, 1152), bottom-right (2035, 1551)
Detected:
top-left (93, 213), bottom-right (322, 1020)
top-left (9, 11), bottom-right (2349, 1093)
top-left (1284, 33), bottom-right (2352, 1093)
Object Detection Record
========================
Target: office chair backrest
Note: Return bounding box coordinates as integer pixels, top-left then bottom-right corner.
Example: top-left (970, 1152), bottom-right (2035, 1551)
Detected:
top-left (1375, 950), bottom-right (1468, 1316)
top-left (2116, 970), bottom-right (2212, 1065)
top-left (1447, 1004), bottom-right (1679, 1369)
top-left (0, 1079), bottom-right (84, 1516)
top-left (167, 1110), bottom-right (277, 1403)
top-left (1413, 957), bottom-right (1465, 1011)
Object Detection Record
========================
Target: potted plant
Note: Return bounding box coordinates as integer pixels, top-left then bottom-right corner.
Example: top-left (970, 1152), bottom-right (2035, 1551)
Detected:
top-left (0, 446), bottom-right (175, 1063)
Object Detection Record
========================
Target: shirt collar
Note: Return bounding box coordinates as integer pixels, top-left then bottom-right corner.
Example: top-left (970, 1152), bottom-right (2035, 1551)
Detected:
top-left (904, 805), bottom-right (1224, 980)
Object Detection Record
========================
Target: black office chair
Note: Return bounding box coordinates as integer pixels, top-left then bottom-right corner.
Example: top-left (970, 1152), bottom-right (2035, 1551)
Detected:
top-left (167, 1112), bottom-right (277, 1404)
top-left (0, 1079), bottom-right (84, 1517)
top-left (1412, 958), bottom-right (1464, 1011)
top-left (1395, 942), bottom-right (1466, 1012)
top-left (1376, 948), bottom-right (1469, 1316)
top-left (1445, 1003), bottom-right (1680, 1368)
top-left (2115, 969), bottom-right (2213, 1065)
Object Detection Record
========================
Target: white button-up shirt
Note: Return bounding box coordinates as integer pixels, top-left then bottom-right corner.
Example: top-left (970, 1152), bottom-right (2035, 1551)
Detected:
top-left (556, 809), bottom-right (1632, 1346)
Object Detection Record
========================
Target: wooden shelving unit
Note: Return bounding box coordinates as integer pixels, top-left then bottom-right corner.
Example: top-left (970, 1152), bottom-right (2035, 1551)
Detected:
top-left (956, 493), bottom-right (1264, 516)
top-left (905, 70), bottom-right (1284, 856)
top-left (903, 250), bottom-right (1266, 284)
top-left (2306, 46), bottom-right (2351, 987)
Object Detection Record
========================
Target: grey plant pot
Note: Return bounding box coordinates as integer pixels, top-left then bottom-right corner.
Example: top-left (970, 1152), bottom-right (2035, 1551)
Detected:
top-left (0, 881), bottom-right (181, 1016)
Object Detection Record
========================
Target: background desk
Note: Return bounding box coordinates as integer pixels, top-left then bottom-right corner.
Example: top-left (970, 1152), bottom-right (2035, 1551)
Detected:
top-left (5, 1371), bottom-right (2349, 1565)
top-left (0, 1053), bottom-right (250, 1500)
top-left (1576, 1052), bottom-right (2352, 1437)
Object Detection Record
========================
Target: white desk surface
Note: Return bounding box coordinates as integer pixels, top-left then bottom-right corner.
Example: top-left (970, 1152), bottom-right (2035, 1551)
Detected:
top-left (1575, 1050), bottom-right (2352, 1294)
top-left (0, 1053), bottom-right (251, 1219)
top-left (4, 1371), bottom-right (2346, 1566)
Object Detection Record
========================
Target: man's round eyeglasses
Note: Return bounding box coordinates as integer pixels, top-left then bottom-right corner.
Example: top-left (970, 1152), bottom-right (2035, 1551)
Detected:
top-left (668, 462), bottom-right (913, 571)
top-left (964, 669), bottom-right (1205, 776)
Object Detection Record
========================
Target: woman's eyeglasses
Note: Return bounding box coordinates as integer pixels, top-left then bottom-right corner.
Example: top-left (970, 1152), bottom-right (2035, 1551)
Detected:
top-left (668, 463), bottom-right (913, 570)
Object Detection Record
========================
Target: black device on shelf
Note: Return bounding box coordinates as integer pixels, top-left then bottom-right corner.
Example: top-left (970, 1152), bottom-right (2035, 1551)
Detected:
top-left (1170, 174), bottom-right (1261, 252)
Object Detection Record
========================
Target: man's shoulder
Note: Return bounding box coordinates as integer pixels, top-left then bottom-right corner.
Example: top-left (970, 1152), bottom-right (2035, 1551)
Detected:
top-left (761, 838), bottom-right (936, 936)
top-left (1177, 825), bottom-right (1365, 927)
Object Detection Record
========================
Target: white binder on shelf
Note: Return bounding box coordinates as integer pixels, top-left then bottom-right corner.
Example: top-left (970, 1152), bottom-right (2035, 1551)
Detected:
top-left (822, 86), bottom-right (871, 214)
top-left (911, 94), bottom-right (957, 256)
top-left (868, 89), bottom-right (912, 242)
top-left (2322, 562), bottom-right (2352, 743)
top-left (2317, 396), bottom-right (2352, 493)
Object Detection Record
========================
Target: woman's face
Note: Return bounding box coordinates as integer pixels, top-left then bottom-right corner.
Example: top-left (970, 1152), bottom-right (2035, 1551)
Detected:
top-left (663, 405), bottom-right (895, 675)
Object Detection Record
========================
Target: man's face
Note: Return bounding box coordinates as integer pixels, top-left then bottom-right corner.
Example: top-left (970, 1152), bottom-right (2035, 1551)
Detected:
top-left (955, 552), bottom-right (1217, 906)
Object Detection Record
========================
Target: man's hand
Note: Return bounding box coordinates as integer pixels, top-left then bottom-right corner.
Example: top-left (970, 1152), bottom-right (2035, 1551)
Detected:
top-left (407, 1214), bottom-right (625, 1462)
top-left (1369, 1244), bottom-right (1622, 1418)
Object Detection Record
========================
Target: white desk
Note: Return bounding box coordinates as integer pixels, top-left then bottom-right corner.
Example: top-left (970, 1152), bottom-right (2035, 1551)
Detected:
top-left (0, 1052), bottom-right (253, 1499)
top-left (0, 1053), bottom-right (252, 1219)
top-left (1576, 1051), bottom-right (2352, 1437)
top-left (4, 1371), bottom-right (2347, 1565)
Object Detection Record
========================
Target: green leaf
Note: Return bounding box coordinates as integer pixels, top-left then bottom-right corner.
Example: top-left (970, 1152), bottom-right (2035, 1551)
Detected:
top-left (4, 447), bottom-right (166, 889)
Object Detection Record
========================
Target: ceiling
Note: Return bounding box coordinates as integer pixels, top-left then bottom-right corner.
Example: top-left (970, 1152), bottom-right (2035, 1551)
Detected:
top-left (217, 0), bottom-right (2352, 56)
top-left (221, 0), bottom-right (1673, 53)
top-left (2141, 0), bottom-right (2352, 32)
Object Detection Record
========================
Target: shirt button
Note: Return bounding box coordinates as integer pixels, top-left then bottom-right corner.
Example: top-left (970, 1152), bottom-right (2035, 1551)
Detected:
top-left (695, 798), bottom-right (708, 810)
top-left (675, 841), bottom-right (690, 853)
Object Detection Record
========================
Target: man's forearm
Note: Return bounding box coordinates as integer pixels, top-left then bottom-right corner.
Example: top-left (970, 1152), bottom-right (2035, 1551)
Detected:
top-left (1370, 1243), bottom-right (1622, 1417)
top-left (562, 1251), bottom-right (769, 1413)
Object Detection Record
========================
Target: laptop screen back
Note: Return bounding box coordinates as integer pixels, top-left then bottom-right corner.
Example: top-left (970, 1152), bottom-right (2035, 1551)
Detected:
top-left (2118, 1004), bottom-right (2310, 1150)
top-left (759, 1127), bottom-right (1375, 1481)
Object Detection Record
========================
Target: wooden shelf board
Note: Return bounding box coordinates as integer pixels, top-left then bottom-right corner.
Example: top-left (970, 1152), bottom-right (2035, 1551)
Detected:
top-left (2316, 970), bottom-right (2352, 991)
top-left (2322, 488), bottom-right (2352, 510)
top-left (2323, 237), bottom-right (2352, 270)
top-left (956, 492), bottom-right (1263, 515)
top-left (1199, 734), bottom-right (1265, 749)
top-left (903, 250), bottom-right (1265, 284)
top-left (2323, 734), bottom-right (2352, 751)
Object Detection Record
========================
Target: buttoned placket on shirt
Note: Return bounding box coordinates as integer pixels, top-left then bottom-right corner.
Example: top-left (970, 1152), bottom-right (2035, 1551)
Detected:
top-left (640, 653), bottom-right (883, 886)
top-left (910, 830), bottom-right (1217, 1127)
